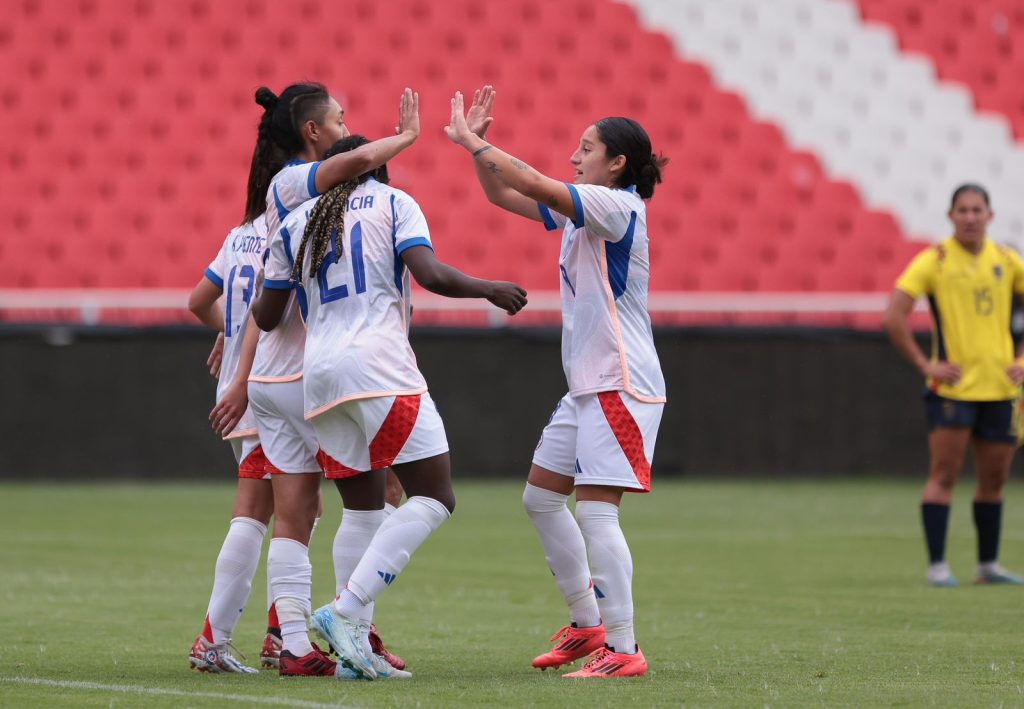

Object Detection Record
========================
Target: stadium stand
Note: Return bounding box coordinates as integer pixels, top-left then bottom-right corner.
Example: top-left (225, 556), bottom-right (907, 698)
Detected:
top-left (0, 0), bottom-right (929, 311)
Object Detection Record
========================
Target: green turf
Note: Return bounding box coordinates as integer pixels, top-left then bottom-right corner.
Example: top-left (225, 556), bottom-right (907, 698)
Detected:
top-left (2, 479), bottom-right (1023, 707)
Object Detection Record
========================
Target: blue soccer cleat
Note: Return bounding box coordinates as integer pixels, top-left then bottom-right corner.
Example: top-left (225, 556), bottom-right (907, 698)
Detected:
top-left (310, 604), bottom-right (376, 680)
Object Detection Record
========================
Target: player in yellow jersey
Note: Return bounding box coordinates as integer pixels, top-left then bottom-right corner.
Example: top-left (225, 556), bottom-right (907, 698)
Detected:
top-left (885, 184), bottom-right (1024, 587)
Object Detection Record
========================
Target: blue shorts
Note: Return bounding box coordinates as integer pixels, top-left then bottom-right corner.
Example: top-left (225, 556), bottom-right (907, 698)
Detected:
top-left (923, 392), bottom-right (1016, 443)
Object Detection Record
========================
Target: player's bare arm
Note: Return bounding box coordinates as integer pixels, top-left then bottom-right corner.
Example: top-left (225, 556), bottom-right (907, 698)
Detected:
top-left (314, 89), bottom-right (420, 194)
top-left (401, 245), bottom-right (527, 315)
top-left (884, 289), bottom-right (961, 385)
top-left (188, 277), bottom-right (225, 331)
top-left (447, 90), bottom-right (561, 223)
top-left (210, 312), bottom-right (259, 436)
top-left (252, 287), bottom-right (291, 331)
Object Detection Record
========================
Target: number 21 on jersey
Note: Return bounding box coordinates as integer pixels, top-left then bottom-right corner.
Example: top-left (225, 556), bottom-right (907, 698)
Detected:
top-left (318, 222), bottom-right (367, 304)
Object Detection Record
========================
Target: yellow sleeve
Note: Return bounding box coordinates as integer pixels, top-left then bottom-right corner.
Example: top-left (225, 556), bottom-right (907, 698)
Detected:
top-left (894, 247), bottom-right (937, 299)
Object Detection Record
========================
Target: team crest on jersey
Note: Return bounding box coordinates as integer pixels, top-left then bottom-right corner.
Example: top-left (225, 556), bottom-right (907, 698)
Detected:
top-left (994, 265), bottom-right (1003, 280)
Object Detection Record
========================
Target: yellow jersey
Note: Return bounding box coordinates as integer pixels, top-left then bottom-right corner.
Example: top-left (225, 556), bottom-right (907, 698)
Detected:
top-left (895, 237), bottom-right (1024, 401)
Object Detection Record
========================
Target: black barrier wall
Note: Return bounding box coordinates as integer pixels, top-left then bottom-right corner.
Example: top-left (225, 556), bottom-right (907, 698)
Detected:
top-left (0, 327), bottom-right (954, 479)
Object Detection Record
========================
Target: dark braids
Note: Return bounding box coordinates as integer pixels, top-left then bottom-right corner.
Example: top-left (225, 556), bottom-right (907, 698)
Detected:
top-left (241, 83), bottom-right (332, 225)
top-left (289, 180), bottom-right (359, 285)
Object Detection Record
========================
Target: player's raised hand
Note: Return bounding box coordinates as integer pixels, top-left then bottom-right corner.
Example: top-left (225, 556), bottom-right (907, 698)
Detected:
top-left (486, 281), bottom-right (528, 315)
top-left (444, 91), bottom-right (473, 146)
top-left (465, 86), bottom-right (496, 139)
top-left (207, 332), bottom-right (224, 377)
top-left (396, 88), bottom-right (420, 140)
top-left (209, 380), bottom-right (247, 436)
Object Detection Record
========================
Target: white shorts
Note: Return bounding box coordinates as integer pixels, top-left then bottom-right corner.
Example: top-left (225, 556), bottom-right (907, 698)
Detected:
top-left (311, 392), bottom-right (449, 479)
top-left (532, 391), bottom-right (663, 493)
top-left (248, 380), bottom-right (322, 474)
top-left (229, 435), bottom-right (270, 480)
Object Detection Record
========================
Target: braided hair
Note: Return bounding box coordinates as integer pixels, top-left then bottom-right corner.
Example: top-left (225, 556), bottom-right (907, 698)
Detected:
top-left (241, 83), bottom-right (332, 225)
top-left (289, 180), bottom-right (358, 285)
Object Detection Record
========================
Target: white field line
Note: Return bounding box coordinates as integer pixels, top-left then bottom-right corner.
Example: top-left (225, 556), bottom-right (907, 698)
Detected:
top-left (0, 676), bottom-right (353, 708)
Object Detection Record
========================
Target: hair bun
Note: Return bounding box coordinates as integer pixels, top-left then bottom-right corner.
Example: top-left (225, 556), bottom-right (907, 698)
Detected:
top-left (254, 86), bottom-right (279, 111)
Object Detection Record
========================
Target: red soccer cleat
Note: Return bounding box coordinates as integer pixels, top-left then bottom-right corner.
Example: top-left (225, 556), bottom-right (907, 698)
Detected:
top-left (260, 632), bottom-right (282, 669)
top-left (279, 647), bottom-right (338, 677)
top-left (532, 624), bottom-right (606, 670)
top-left (368, 623), bottom-right (406, 670)
top-left (563, 646), bottom-right (648, 678)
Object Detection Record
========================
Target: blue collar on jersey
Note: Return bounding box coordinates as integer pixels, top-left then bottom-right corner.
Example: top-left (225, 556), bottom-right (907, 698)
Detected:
top-left (285, 158), bottom-right (306, 167)
top-left (618, 184), bottom-right (637, 194)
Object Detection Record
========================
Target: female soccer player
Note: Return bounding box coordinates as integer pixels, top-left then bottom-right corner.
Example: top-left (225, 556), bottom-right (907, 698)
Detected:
top-left (445, 87), bottom-right (667, 678)
top-left (885, 184), bottom-right (1024, 587)
top-left (283, 134), bottom-right (526, 680)
top-left (233, 85), bottom-right (421, 677)
top-left (186, 214), bottom-right (272, 674)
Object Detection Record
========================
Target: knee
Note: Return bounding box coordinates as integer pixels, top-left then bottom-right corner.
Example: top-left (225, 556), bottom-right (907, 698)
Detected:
top-left (523, 483), bottom-right (568, 514)
top-left (929, 463), bottom-right (960, 491)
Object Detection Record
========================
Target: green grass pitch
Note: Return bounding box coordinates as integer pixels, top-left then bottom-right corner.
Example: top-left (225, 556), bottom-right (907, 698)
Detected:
top-left (3, 479), bottom-right (1024, 707)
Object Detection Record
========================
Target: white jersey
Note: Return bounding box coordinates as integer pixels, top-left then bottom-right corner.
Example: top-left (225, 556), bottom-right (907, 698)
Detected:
top-left (251, 216), bottom-right (309, 382)
top-left (265, 159), bottom-right (322, 240)
top-left (537, 184), bottom-right (666, 403)
top-left (204, 215), bottom-right (269, 437)
top-left (300, 178), bottom-right (432, 419)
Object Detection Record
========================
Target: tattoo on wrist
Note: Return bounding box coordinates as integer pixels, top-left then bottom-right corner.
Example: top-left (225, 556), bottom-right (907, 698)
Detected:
top-left (472, 145), bottom-right (492, 157)
top-left (486, 161), bottom-right (501, 174)
top-left (510, 158), bottom-right (529, 170)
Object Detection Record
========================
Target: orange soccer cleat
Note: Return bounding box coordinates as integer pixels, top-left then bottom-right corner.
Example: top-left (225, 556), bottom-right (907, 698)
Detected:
top-left (563, 646), bottom-right (648, 678)
top-left (531, 624), bottom-right (606, 670)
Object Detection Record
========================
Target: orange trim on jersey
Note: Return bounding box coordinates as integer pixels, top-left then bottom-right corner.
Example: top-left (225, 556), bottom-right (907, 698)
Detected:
top-left (304, 387), bottom-right (429, 420)
top-left (249, 372), bottom-right (303, 383)
top-left (597, 391), bottom-right (651, 493)
top-left (597, 246), bottom-right (635, 394)
top-left (223, 427), bottom-right (258, 440)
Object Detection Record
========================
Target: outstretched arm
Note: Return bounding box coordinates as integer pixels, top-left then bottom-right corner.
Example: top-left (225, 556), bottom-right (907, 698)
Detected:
top-left (314, 88), bottom-right (420, 193)
top-left (446, 90), bottom-right (576, 224)
top-left (401, 245), bottom-right (527, 315)
top-left (463, 87), bottom-right (542, 221)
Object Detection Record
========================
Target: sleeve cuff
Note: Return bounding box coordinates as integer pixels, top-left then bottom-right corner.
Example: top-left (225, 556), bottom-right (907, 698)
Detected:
top-left (396, 237), bottom-right (433, 255)
top-left (204, 268), bottom-right (224, 289)
top-left (264, 278), bottom-right (294, 290)
top-left (307, 161), bottom-right (322, 197)
top-left (538, 203), bottom-right (559, 231)
top-left (565, 184), bottom-right (585, 229)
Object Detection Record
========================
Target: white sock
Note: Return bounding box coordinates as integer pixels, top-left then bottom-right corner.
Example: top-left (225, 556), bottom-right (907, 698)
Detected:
top-left (336, 496), bottom-right (450, 616)
top-left (206, 517), bottom-right (266, 645)
top-left (523, 484), bottom-right (601, 628)
top-left (268, 538), bottom-right (314, 656)
top-left (333, 509), bottom-right (384, 626)
top-left (576, 501), bottom-right (635, 654)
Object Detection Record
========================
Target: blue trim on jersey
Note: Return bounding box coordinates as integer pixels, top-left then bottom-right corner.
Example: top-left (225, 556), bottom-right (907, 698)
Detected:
top-left (560, 265), bottom-right (576, 296)
top-left (204, 268), bottom-right (224, 290)
top-left (396, 237), bottom-right (433, 255)
top-left (621, 184), bottom-right (637, 194)
top-left (391, 194), bottom-right (404, 294)
top-left (264, 279), bottom-right (293, 290)
top-left (307, 161), bottom-right (321, 197)
top-left (296, 284), bottom-right (309, 321)
top-left (280, 226), bottom-right (294, 265)
top-left (538, 203), bottom-right (559, 231)
top-left (565, 184), bottom-right (585, 228)
top-left (605, 211), bottom-right (637, 301)
top-left (285, 158), bottom-right (304, 167)
top-left (273, 185), bottom-right (288, 223)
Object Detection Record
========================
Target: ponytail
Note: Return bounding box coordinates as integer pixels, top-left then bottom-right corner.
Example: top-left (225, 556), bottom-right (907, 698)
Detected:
top-left (594, 117), bottom-right (669, 199)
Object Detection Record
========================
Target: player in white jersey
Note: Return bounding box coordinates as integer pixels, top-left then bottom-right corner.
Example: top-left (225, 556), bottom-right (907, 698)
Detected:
top-left (186, 214), bottom-right (272, 674)
top-left (285, 135), bottom-right (526, 680)
top-left (239, 86), bottom-right (423, 678)
top-left (446, 87), bottom-right (668, 678)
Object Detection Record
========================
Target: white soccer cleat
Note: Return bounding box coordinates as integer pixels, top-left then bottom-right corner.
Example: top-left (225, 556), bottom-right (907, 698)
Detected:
top-left (370, 652), bottom-right (412, 679)
top-left (310, 604), bottom-right (376, 680)
top-left (189, 635), bottom-right (259, 674)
